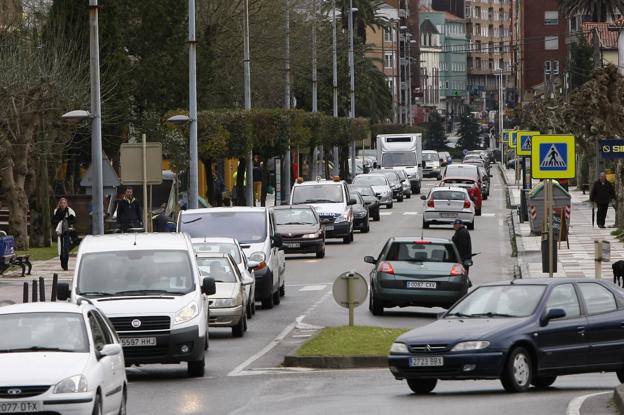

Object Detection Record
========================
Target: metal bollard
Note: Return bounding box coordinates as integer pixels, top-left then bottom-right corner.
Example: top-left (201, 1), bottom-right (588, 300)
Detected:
top-left (39, 277), bottom-right (45, 302)
top-left (23, 282), bottom-right (29, 303)
top-left (32, 280), bottom-right (38, 302)
top-left (51, 274), bottom-right (58, 302)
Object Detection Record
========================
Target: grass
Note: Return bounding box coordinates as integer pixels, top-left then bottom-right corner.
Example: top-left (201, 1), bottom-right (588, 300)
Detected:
top-left (295, 326), bottom-right (408, 357)
top-left (16, 243), bottom-right (78, 261)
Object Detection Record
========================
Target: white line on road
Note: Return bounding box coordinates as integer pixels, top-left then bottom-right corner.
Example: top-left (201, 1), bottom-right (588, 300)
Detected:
top-left (299, 285), bottom-right (327, 292)
top-left (380, 212), bottom-right (393, 216)
top-left (566, 391), bottom-right (610, 415)
top-left (403, 212), bottom-right (419, 215)
top-left (480, 213), bottom-right (496, 217)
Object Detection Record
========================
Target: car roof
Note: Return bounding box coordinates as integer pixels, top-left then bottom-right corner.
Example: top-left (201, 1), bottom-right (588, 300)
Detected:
top-left (293, 180), bottom-right (345, 186)
top-left (447, 164), bottom-right (478, 170)
top-left (430, 186), bottom-right (469, 193)
top-left (479, 278), bottom-right (607, 287)
top-left (442, 176), bottom-right (477, 182)
top-left (390, 237), bottom-right (453, 244)
top-left (0, 302), bottom-right (87, 315)
top-left (181, 207), bottom-right (266, 215)
top-left (272, 204), bottom-right (315, 210)
top-left (79, 233), bottom-right (192, 254)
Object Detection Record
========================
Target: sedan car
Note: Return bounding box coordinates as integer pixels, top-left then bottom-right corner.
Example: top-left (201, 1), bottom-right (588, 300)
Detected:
top-left (196, 253), bottom-right (248, 337)
top-left (0, 302), bottom-right (127, 415)
top-left (348, 184), bottom-right (380, 221)
top-left (273, 205), bottom-right (325, 258)
top-left (439, 176), bottom-right (483, 216)
top-left (365, 237), bottom-right (470, 315)
top-left (374, 171), bottom-right (404, 202)
top-left (352, 174), bottom-right (394, 209)
top-left (351, 191), bottom-right (370, 233)
top-left (394, 169), bottom-right (412, 199)
top-left (421, 187), bottom-right (475, 230)
top-left (388, 278), bottom-right (624, 394)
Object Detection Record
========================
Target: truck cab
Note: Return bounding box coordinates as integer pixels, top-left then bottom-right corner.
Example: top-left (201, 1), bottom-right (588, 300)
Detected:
top-left (376, 134), bottom-right (422, 194)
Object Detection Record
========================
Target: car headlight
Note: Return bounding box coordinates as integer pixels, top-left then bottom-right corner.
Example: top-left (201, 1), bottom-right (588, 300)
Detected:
top-left (451, 341), bottom-right (490, 352)
top-left (389, 342), bottom-right (409, 354)
top-left (335, 211), bottom-right (350, 223)
top-left (54, 375), bottom-right (88, 394)
top-left (303, 232), bottom-right (321, 239)
top-left (384, 190), bottom-right (392, 197)
top-left (174, 301), bottom-right (199, 325)
top-left (212, 298), bottom-right (239, 308)
top-left (249, 251), bottom-right (267, 270)
top-left (355, 211), bottom-right (366, 218)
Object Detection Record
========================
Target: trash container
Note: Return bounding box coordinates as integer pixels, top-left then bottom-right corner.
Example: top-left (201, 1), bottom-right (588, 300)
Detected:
top-left (527, 181), bottom-right (571, 236)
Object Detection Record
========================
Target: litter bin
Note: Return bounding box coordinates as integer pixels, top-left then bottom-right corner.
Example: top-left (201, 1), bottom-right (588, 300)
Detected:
top-left (527, 181), bottom-right (571, 236)
top-left (541, 237), bottom-right (557, 273)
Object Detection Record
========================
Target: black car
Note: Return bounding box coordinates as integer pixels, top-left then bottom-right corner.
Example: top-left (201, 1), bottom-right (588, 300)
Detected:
top-left (374, 171), bottom-right (404, 202)
top-left (349, 184), bottom-right (380, 221)
top-left (272, 205), bottom-right (325, 258)
top-left (351, 192), bottom-right (370, 233)
top-left (388, 278), bottom-right (624, 394)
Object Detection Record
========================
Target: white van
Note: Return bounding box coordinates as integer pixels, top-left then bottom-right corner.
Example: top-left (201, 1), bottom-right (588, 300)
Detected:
top-left (376, 134), bottom-right (422, 194)
top-left (57, 233), bottom-right (216, 378)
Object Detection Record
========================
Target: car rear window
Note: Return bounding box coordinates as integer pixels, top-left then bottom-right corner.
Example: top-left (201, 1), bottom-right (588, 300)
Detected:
top-left (386, 242), bottom-right (458, 263)
top-left (432, 191), bottom-right (466, 201)
top-left (442, 179), bottom-right (475, 185)
top-left (445, 166), bottom-right (478, 178)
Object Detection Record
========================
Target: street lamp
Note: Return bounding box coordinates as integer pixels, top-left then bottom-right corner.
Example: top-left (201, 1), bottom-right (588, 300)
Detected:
top-left (348, 1), bottom-right (357, 180)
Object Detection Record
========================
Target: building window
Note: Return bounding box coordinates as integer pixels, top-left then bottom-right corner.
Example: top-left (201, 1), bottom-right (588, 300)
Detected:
top-left (544, 60), bottom-right (551, 74)
top-left (553, 60), bottom-right (560, 75)
top-left (465, 6), bottom-right (471, 18)
top-left (384, 52), bottom-right (394, 68)
top-left (476, 40), bottom-right (481, 51)
top-left (384, 27), bottom-right (394, 42)
top-left (569, 16), bottom-right (578, 32)
top-left (545, 35), bottom-right (559, 50)
top-left (544, 11), bottom-right (559, 25)
top-left (386, 77), bottom-right (395, 95)
top-left (488, 8), bottom-right (494, 20)
top-left (445, 81), bottom-right (449, 90)
top-left (488, 59), bottom-right (494, 69)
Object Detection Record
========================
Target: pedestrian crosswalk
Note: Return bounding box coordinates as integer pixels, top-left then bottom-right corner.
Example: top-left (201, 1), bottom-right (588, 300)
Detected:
top-left (379, 211), bottom-right (420, 216)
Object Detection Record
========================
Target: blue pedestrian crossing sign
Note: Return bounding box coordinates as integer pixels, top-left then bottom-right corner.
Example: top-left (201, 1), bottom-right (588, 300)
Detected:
top-left (516, 131), bottom-right (539, 156)
top-left (531, 135), bottom-right (576, 179)
top-left (510, 131), bottom-right (518, 147)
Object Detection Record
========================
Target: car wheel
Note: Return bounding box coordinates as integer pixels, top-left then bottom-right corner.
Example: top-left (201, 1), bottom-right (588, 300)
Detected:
top-left (374, 211), bottom-right (381, 221)
top-left (361, 218), bottom-right (370, 233)
top-left (475, 208), bottom-right (482, 216)
top-left (187, 357), bottom-right (205, 377)
top-left (343, 232), bottom-right (353, 244)
top-left (617, 370), bottom-right (624, 383)
top-left (386, 202), bottom-right (393, 209)
top-left (531, 376), bottom-right (556, 389)
top-left (369, 289), bottom-right (384, 316)
top-left (92, 393), bottom-right (102, 415)
top-left (422, 220), bottom-right (430, 229)
top-left (279, 282), bottom-right (285, 297)
top-left (407, 379), bottom-right (438, 394)
top-left (467, 221), bottom-right (475, 230)
top-left (273, 288), bottom-right (281, 305)
top-left (247, 301), bottom-right (253, 319)
top-left (262, 292), bottom-right (274, 309)
top-left (316, 245), bottom-right (326, 258)
top-left (232, 313), bottom-right (246, 337)
top-left (406, 193), bottom-right (411, 199)
top-left (500, 347), bottom-right (532, 393)
top-left (437, 175), bottom-right (442, 180)
top-left (251, 299), bottom-right (256, 315)
top-left (397, 195), bottom-right (404, 202)
top-left (117, 388), bottom-right (127, 415)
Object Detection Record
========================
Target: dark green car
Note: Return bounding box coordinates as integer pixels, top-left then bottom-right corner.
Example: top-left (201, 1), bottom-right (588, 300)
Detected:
top-left (365, 237), bottom-right (471, 315)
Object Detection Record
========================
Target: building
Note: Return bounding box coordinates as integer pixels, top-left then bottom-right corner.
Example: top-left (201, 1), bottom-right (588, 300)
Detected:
top-left (584, 22), bottom-right (619, 66)
top-left (419, 17), bottom-right (442, 112)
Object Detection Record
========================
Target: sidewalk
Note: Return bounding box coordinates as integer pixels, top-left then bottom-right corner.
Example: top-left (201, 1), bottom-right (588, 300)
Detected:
top-left (501, 165), bottom-right (623, 279)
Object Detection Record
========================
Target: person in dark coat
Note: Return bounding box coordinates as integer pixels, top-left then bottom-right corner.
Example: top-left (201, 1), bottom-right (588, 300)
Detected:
top-left (590, 172), bottom-right (615, 228)
top-left (52, 198), bottom-right (76, 271)
top-left (452, 219), bottom-right (472, 276)
top-left (116, 187), bottom-right (142, 232)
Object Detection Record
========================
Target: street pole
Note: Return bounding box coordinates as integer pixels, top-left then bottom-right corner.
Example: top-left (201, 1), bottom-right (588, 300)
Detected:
top-left (331, 0), bottom-right (339, 177)
top-left (547, 179), bottom-right (554, 278)
top-left (283, 0), bottom-right (292, 201)
top-left (407, 36), bottom-right (413, 126)
top-left (188, 0), bottom-right (199, 210)
top-left (499, 71), bottom-right (504, 164)
top-left (89, 0), bottom-right (104, 235)
top-left (348, 0), bottom-right (356, 180)
top-left (311, 0), bottom-right (318, 179)
top-left (243, 0), bottom-right (254, 207)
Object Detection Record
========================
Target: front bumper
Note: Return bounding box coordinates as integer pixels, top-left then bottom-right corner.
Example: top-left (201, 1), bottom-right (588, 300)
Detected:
top-left (209, 305), bottom-right (244, 327)
top-left (375, 193), bottom-right (393, 204)
top-left (0, 391), bottom-right (96, 415)
top-left (323, 221), bottom-right (351, 238)
top-left (388, 351), bottom-right (505, 380)
top-left (119, 325), bottom-right (204, 365)
top-left (282, 237), bottom-right (324, 254)
top-left (353, 215), bottom-right (368, 229)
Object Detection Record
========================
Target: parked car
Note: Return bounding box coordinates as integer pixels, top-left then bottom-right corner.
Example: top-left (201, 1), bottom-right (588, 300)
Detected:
top-left (352, 174), bottom-right (394, 209)
top-left (272, 205), bottom-right (326, 258)
top-left (388, 279), bottom-right (624, 394)
top-left (348, 184), bottom-right (381, 221)
top-left (192, 237), bottom-right (257, 319)
top-left (439, 176), bottom-right (483, 216)
top-left (351, 191), bottom-right (370, 233)
top-left (0, 302), bottom-right (128, 414)
top-left (365, 237), bottom-right (470, 315)
top-left (196, 253), bottom-right (249, 338)
top-left (394, 169), bottom-right (412, 199)
top-left (421, 187), bottom-right (475, 230)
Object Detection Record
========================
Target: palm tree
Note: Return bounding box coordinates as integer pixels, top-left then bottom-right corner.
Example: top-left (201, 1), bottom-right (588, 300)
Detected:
top-left (322, 0), bottom-right (388, 44)
top-left (559, 0), bottom-right (624, 22)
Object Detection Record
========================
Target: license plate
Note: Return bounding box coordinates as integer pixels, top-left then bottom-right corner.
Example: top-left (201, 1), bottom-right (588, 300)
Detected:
top-left (284, 242), bottom-right (300, 248)
top-left (406, 281), bottom-right (437, 289)
top-left (440, 212), bottom-right (458, 218)
top-left (409, 356), bottom-right (444, 367)
top-left (0, 402), bottom-right (42, 413)
top-left (121, 337), bottom-right (157, 347)
top-left (324, 225), bottom-right (334, 231)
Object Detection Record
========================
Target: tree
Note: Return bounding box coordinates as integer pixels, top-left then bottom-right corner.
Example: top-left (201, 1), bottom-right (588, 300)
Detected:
top-left (569, 33), bottom-right (594, 91)
top-left (559, 0), bottom-right (624, 21)
top-left (457, 114), bottom-right (480, 150)
top-left (424, 111), bottom-right (447, 151)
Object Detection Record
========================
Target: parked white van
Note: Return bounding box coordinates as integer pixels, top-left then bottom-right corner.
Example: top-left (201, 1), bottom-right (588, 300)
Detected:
top-left (57, 233), bottom-right (216, 378)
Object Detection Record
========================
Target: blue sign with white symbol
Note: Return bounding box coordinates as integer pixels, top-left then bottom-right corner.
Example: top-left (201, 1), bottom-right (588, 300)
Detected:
top-left (600, 139), bottom-right (624, 159)
top-left (521, 135), bottom-right (532, 151)
top-left (539, 143), bottom-right (568, 171)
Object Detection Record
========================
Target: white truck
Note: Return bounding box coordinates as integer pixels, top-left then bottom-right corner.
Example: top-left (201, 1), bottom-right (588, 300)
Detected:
top-left (376, 134), bottom-right (422, 194)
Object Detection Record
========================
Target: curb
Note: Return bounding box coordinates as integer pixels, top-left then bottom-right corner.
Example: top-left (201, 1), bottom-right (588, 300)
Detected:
top-left (283, 355), bottom-right (387, 369)
top-left (614, 385), bottom-right (624, 414)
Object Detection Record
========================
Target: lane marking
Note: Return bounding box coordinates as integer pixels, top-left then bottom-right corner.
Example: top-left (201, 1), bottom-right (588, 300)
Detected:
top-left (403, 212), bottom-right (419, 215)
top-left (380, 212), bottom-right (393, 216)
top-left (299, 285), bottom-right (327, 292)
top-left (566, 391), bottom-right (610, 415)
top-left (481, 213), bottom-right (496, 217)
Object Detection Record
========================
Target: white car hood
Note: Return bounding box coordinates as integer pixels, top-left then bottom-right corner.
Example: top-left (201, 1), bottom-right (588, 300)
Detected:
top-left (370, 185), bottom-right (391, 194)
top-left (240, 242), bottom-right (266, 257)
top-left (401, 166), bottom-right (419, 176)
top-left (209, 283), bottom-right (238, 300)
top-left (308, 203), bottom-right (345, 215)
top-left (91, 295), bottom-right (192, 317)
top-left (0, 353), bottom-right (90, 386)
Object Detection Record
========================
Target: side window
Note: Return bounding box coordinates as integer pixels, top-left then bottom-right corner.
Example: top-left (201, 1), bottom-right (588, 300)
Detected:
top-left (545, 284), bottom-right (581, 318)
top-left (88, 312), bottom-right (110, 351)
top-left (579, 283), bottom-right (617, 315)
top-left (94, 310), bottom-right (118, 343)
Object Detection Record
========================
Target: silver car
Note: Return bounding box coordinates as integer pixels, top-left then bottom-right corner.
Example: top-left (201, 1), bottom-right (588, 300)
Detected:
top-left (352, 174), bottom-right (394, 209)
top-left (421, 187), bottom-right (475, 230)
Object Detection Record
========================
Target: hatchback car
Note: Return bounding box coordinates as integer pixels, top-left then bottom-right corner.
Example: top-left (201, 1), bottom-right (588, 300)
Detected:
top-left (421, 187), bottom-right (475, 230)
top-left (0, 302), bottom-right (127, 415)
top-left (439, 176), bottom-right (483, 215)
top-left (348, 185), bottom-right (380, 221)
top-left (272, 205), bottom-right (326, 258)
top-left (351, 192), bottom-right (370, 233)
top-left (388, 279), bottom-right (624, 394)
top-left (373, 171), bottom-right (404, 202)
top-left (352, 174), bottom-right (394, 209)
top-left (365, 237), bottom-right (470, 315)
top-left (196, 253), bottom-right (248, 338)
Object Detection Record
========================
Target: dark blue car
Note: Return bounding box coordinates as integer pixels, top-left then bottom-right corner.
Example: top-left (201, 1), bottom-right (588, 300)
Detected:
top-left (388, 278), bottom-right (624, 394)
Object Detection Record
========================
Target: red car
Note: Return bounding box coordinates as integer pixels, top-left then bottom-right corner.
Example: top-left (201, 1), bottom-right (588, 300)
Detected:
top-left (439, 177), bottom-right (482, 216)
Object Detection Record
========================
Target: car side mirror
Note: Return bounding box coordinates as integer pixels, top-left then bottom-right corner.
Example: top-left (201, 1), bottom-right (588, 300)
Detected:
top-left (201, 277), bottom-right (216, 296)
top-left (463, 259), bottom-right (473, 267)
top-left (99, 344), bottom-right (122, 358)
top-left (420, 195), bottom-right (427, 200)
top-left (272, 234), bottom-right (283, 248)
top-left (364, 256), bottom-right (376, 264)
top-left (541, 308), bottom-right (566, 326)
top-left (57, 283), bottom-right (71, 301)
top-left (347, 198), bottom-right (357, 206)
top-left (247, 260), bottom-right (260, 271)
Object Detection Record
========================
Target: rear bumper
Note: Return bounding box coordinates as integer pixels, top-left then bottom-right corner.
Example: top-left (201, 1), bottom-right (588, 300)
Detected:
top-left (120, 325), bottom-right (204, 365)
top-left (388, 351), bottom-right (505, 380)
top-left (375, 283), bottom-right (467, 308)
top-left (423, 211), bottom-right (474, 224)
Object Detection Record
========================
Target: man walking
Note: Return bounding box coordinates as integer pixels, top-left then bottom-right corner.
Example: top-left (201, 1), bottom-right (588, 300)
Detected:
top-left (452, 219), bottom-right (472, 277)
top-left (116, 187), bottom-right (143, 232)
top-left (590, 171), bottom-right (615, 229)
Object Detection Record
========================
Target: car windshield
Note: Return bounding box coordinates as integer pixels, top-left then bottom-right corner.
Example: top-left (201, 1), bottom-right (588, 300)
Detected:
top-left (0, 312), bottom-right (89, 353)
top-left (193, 242), bottom-right (241, 263)
top-left (353, 175), bottom-right (387, 186)
top-left (274, 208), bottom-right (318, 225)
top-left (77, 250), bottom-right (194, 296)
top-left (379, 173), bottom-right (399, 185)
top-left (448, 285), bottom-right (546, 318)
top-left (381, 152), bottom-right (416, 167)
top-left (385, 242), bottom-right (458, 263)
top-left (180, 211), bottom-right (267, 244)
top-left (292, 184), bottom-right (344, 204)
top-left (423, 152), bottom-right (438, 161)
top-left (432, 191), bottom-right (466, 201)
top-left (196, 257), bottom-right (238, 283)
top-left (349, 186), bottom-right (374, 197)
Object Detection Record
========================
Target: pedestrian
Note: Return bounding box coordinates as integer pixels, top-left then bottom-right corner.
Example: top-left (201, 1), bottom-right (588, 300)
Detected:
top-left (590, 171), bottom-right (615, 229)
top-left (253, 160), bottom-right (262, 206)
top-left (451, 219), bottom-right (472, 277)
top-left (52, 198), bottom-right (76, 271)
top-left (116, 186), bottom-right (143, 232)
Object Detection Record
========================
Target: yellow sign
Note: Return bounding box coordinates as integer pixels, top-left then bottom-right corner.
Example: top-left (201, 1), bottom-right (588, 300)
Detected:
top-left (531, 135), bottom-right (576, 179)
top-left (516, 131), bottom-right (540, 156)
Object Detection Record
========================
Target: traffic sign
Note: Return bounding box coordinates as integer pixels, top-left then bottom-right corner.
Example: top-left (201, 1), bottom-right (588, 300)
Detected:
top-left (501, 130), bottom-right (510, 144)
top-left (510, 131), bottom-right (518, 148)
top-left (600, 139), bottom-right (624, 159)
top-left (531, 135), bottom-right (576, 179)
top-left (516, 131), bottom-right (539, 156)
top-left (332, 271), bottom-right (368, 326)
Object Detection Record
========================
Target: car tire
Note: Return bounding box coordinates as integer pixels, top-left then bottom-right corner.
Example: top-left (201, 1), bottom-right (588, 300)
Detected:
top-left (117, 388), bottom-right (127, 415)
top-left (476, 208), bottom-right (482, 216)
top-left (386, 202), bottom-right (393, 209)
top-left (369, 289), bottom-right (384, 316)
top-left (279, 282), bottom-right (285, 297)
top-left (361, 219), bottom-right (370, 233)
top-left (251, 299), bottom-right (256, 315)
top-left (407, 379), bottom-right (438, 394)
top-left (406, 193), bottom-right (411, 199)
top-left (397, 195), bottom-right (404, 202)
top-left (92, 392), bottom-right (102, 415)
top-left (531, 376), bottom-right (556, 389)
top-left (343, 232), bottom-right (354, 244)
top-left (617, 370), bottom-right (624, 383)
top-left (262, 292), bottom-right (274, 309)
top-left (500, 347), bottom-right (533, 393)
top-left (374, 211), bottom-right (381, 221)
top-left (437, 175), bottom-right (442, 180)
top-left (422, 220), bottom-right (430, 229)
top-left (187, 357), bottom-right (205, 377)
top-left (316, 245), bottom-right (326, 258)
top-left (247, 300), bottom-right (253, 319)
top-left (273, 288), bottom-right (281, 305)
top-left (467, 221), bottom-right (475, 230)
top-left (232, 314), bottom-right (246, 338)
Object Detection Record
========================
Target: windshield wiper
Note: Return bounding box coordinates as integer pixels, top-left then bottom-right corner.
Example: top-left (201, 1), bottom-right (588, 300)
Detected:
top-left (469, 312), bottom-right (517, 318)
top-left (78, 291), bottom-right (117, 297)
top-left (112, 289), bottom-right (181, 296)
top-left (182, 217), bottom-right (202, 224)
top-left (0, 346), bottom-right (76, 353)
top-left (281, 222), bottom-right (315, 225)
top-left (446, 312), bottom-right (472, 318)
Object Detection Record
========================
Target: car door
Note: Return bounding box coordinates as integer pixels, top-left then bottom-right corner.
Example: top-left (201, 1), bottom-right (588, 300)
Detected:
top-left (268, 212), bottom-right (280, 290)
top-left (534, 283), bottom-right (589, 370)
top-left (578, 282), bottom-right (624, 367)
top-left (93, 310), bottom-right (125, 410)
top-left (88, 312), bottom-right (118, 414)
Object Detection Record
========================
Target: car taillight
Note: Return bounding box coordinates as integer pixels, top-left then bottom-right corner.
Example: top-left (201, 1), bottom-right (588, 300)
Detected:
top-left (427, 199), bottom-right (434, 208)
top-left (463, 199), bottom-right (471, 209)
top-left (378, 261), bottom-right (395, 275)
top-left (450, 263), bottom-right (466, 277)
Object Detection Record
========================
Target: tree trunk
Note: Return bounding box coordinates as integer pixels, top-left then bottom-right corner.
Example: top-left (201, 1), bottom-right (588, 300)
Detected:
top-left (339, 145), bottom-right (349, 180)
top-left (0, 164), bottom-right (30, 250)
top-left (261, 162), bottom-right (270, 207)
top-left (204, 158), bottom-right (214, 206)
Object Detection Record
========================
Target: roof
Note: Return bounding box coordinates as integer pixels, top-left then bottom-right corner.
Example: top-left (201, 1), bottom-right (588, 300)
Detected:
top-left (79, 233), bottom-right (191, 254)
top-left (391, 237), bottom-right (453, 243)
top-left (430, 186), bottom-right (469, 193)
top-left (480, 278), bottom-right (605, 286)
top-left (293, 180), bottom-right (345, 186)
top-left (272, 204), bottom-right (314, 210)
top-left (182, 207), bottom-right (266, 214)
top-left (0, 302), bottom-right (85, 315)
top-left (583, 22), bottom-right (618, 50)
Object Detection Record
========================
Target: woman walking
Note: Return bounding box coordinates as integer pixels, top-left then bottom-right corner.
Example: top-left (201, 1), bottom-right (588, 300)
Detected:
top-left (52, 198), bottom-right (76, 271)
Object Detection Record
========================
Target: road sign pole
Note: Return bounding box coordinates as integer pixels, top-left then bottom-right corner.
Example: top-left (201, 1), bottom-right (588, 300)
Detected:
top-left (547, 179), bottom-right (554, 278)
top-left (595, 240), bottom-right (602, 279)
top-left (142, 134), bottom-right (148, 233)
top-left (347, 275), bottom-right (354, 326)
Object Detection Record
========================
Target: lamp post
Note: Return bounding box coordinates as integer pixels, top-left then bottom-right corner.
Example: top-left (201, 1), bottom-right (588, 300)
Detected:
top-left (311, 0), bottom-right (319, 179)
top-left (331, 0), bottom-right (339, 176)
top-left (348, 1), bottom-right (356, 180)
top-left (187, 0), bottom-right (199, 210)
top-left (244, 0), bottom-right (254, 206)
top-left (283, 0), bottom-right (292, 202)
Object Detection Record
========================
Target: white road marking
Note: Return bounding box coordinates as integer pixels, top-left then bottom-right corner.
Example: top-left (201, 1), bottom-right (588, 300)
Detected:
top-left (566, 391), bottom-right (610, 415)
top-left (299, 285), bottom-right (327, 292)
top-left (481, 213), bottom-right (496, 217)
top-left (380, 212), bottom-right (393, 216)
top-left (403, 212), bottom-right (419, 215)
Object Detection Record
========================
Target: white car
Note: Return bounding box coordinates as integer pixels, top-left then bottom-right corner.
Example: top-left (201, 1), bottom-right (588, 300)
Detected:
top-left (192, 237), bottom-right (257, 318)
top-left (421, 187), bottom-right (475, 230)
top-left (0, 302), bottom-right (127, 415)
top-left (352, 174), bottom-right (394, 209)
